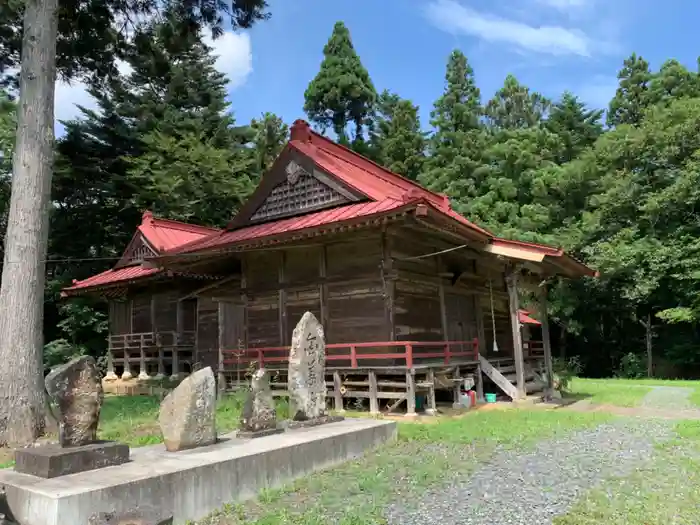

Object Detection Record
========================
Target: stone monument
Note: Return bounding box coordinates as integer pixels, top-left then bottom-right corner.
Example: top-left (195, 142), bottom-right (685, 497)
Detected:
top-left (238, 368), bottom-right (283, 438)
top-left (14, 356), bottom-right (130, 478)
top-left (159, 366), bottom-right (217, 451)
top-left (287, 312), bottom-right (343, 428)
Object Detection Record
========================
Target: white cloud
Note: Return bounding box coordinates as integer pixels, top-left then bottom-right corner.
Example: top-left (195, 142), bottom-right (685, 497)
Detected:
top-left (535, 0), bottom-right (590, 11)
top-left (53, 31), bottom-right (253, 135)
top-left (425, 0), bottom-right (593, 57)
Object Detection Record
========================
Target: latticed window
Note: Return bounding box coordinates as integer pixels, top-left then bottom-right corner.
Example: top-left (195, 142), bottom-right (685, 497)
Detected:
top-left (250, 171), bottom-right (348, 223)
top-left (127, 241), bottom-right (156, 264)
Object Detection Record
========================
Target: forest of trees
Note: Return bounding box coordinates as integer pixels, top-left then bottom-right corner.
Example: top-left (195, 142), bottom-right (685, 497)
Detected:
top-left (2, 18), bottom-right (700, 381)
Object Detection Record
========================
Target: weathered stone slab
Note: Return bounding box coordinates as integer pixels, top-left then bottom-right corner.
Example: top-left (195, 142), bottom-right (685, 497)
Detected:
top-left (285, 415), bottom-right (344, 430)
top-left (159, 367), bottom-right (217, 452)
top-left (288, 312), bottom-right (327, 421)
top-left (239, 369), bottom-right (279, 437)
top-left (237, 427), bottom-right (284, 439)
top-left (14, 441), bottom-right (129, 478)
top-left (88, 507), bottom-right (173, 525)
top-left (45, 355), bottom-right (104, 447)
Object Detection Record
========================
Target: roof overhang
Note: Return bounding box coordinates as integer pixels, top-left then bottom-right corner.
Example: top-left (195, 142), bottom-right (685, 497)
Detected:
top-left (485, 239), bottom-right (598, 279)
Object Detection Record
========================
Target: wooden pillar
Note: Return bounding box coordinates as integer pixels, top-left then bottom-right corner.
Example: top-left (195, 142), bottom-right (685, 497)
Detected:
top-left (538, 283), bottom-right (554, 390)
top-left (368, 371), bottom-right (380, 415)
top-left (319, 247), bottom-right (329, 330)
top-left (333, 371), bottom-right (344, 413)
top-left (105, 344), bottom-right (117, 381)
top-left (138, 343), bottom-right (149, 379)
top-left (278, 251), bottom-right (287, 345)
top-left (122, 348), bottom-right (132, 380)
top-left (405, 370), bottom-right (417, 417)
top-left (170, 343), bottom-right (180, 381)
top-left (154, 333), bottom-right (165, 380)
top-left (438, 266), bottom-right (449, 341)
top-left (452, 365), bottom-right (462, 408)
top-left (217, 301), bottom-right (226, 395)
top-left (381, 229), bottom-right (395, 341)
top-left (426, 369), bottom-right (437, 416)
top-left (506, 270), bottom-right (526, 399)
top-left (474, 294), bottom-right (486, 401)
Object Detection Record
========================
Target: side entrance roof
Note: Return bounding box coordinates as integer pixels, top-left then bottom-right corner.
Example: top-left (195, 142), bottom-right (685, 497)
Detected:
top-left (61, 211), bottom-right (219, 296)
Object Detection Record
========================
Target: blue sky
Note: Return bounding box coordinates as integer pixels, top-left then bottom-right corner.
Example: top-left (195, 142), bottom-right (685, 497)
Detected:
top-left (56, 0), bottom-right (700, 133)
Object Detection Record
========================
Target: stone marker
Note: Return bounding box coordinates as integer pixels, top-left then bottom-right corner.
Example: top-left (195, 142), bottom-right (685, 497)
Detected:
top-left (14, 356), bottom-right (130, 478)
top-left (159, 366), bottom-right (217, 451)
top-left (45, 355), bottom-right (103, 446)
top-left (287, 312), bottom-right (343, 427)
top-left (238, 368), bottom-right (283, 438)
top-left (88, 507), bottom-right (173, 525)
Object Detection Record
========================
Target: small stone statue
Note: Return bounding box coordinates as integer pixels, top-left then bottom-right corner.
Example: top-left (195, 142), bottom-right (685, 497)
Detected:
top-left (45, 355), bottom-right (104, 447)
top-left (238, 368), bottom-right (281, 438)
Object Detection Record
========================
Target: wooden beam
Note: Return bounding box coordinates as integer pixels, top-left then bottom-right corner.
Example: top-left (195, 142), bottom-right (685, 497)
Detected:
top-left (437, 257), bottom-right (449, 341)
top-left (506, 270), bottom-right (526, 399)
top-left (333, 371), bottom-right (344, 413)
top-left (479, 356), bottom-right (518, 399)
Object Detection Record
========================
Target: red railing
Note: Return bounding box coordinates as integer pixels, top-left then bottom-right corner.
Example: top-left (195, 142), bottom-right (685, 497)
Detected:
top-left (524, 340), bottom-right (544, 358)
top-left (221, 339), bottom-right (479, 370)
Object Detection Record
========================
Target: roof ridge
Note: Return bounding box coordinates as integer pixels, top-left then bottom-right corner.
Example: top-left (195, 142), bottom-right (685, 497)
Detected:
top-left (305, 126), bottom-right (446, 204)
top-left (152, 217), bottom-right (221, 233)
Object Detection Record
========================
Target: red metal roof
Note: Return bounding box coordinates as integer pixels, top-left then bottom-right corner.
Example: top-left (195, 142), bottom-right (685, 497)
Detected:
top-left (138, 211), bottom-right (220, 251)
top-left (518, 310), bottom-right (541, 326)
top-left (169, 199), bottom-right (408, 255)
top-left (288, 121), bottom-right (491, 237)
top-left (62, 211), bottom-right (219, 294)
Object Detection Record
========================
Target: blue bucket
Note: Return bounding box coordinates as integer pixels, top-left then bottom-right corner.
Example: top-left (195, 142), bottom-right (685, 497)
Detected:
top-left (485, 393), bottom-right (497, 403)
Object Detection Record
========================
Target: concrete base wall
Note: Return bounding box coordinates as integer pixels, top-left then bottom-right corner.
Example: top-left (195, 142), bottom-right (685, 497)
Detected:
top-left (0, 419), bottom-right (397, 525)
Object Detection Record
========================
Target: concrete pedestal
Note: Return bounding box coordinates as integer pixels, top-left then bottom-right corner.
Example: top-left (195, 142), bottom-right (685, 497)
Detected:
top-left (14, 441), bottom-right (130, 479)
top-left (236, 427), bottom-right (284, 439)
top-left (0, 418), bottom-right (396, 525)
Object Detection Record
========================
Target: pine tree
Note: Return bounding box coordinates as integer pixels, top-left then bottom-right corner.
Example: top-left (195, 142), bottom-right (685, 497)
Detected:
top-left (303, 21), bottom-right (377, 144)
top-left (249, 112), bottom-right (289, 178)
top-left (419, 50), bottom-right (484, 203)
top-left (546, 92), bottom-right (603, 163)
top-left (431, 50), bottom-right (481, 133)
top-left (607, 53), bottom-right (652, 127)
top-left (646, 59), bottom-right (700, 107)
top-left (371, 90), bottom-right (425, 181)
top-left (485, 74), bottom-right (550, 129)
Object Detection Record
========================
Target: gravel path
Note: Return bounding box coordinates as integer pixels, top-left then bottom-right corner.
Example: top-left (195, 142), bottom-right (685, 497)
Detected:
top-left (386, 418), bottom-right (674, 525)
top-left (641, 385), bottom-right (694, 410)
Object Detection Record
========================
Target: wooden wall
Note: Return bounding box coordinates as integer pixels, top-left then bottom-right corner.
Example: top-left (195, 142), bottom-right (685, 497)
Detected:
top-left (107, 283), bottom-right (200, 337)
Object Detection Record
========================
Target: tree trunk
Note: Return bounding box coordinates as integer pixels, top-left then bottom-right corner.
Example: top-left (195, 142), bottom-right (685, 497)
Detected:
top-left (645, 313), bottom-right (653, 378)
top-left (0, 0), bottom-right (59, 446)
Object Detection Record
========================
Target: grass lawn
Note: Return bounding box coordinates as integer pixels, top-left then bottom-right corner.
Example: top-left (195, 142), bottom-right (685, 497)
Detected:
top-left (568, 377), bottom-right (700, 408)
top-left (198, 408), bottom-right (614, 524)
top-left (555, 419), bottom-right (700, 524)
top-left (567, 378), bottom-right (652, 407)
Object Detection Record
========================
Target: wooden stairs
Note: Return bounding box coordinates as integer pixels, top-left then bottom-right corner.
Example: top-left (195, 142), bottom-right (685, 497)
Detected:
top-left (480, 356), bottom-right (546, 400)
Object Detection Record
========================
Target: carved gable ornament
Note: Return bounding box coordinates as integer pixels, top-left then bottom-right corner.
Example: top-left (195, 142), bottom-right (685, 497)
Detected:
top-left (285, 160), bottom-right (305, 185)
top-left (249, 164), bottom-right (353, 223)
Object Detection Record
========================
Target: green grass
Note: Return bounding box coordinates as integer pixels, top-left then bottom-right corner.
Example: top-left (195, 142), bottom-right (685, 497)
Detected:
top-left (568, 377), bottom-right (700, 408)
top-left (555, 419), bottom-right (700, 524)
top-left (567, 378), bottom-right (652, 407)
top-left (198, 408), bottom-right (615, 524)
